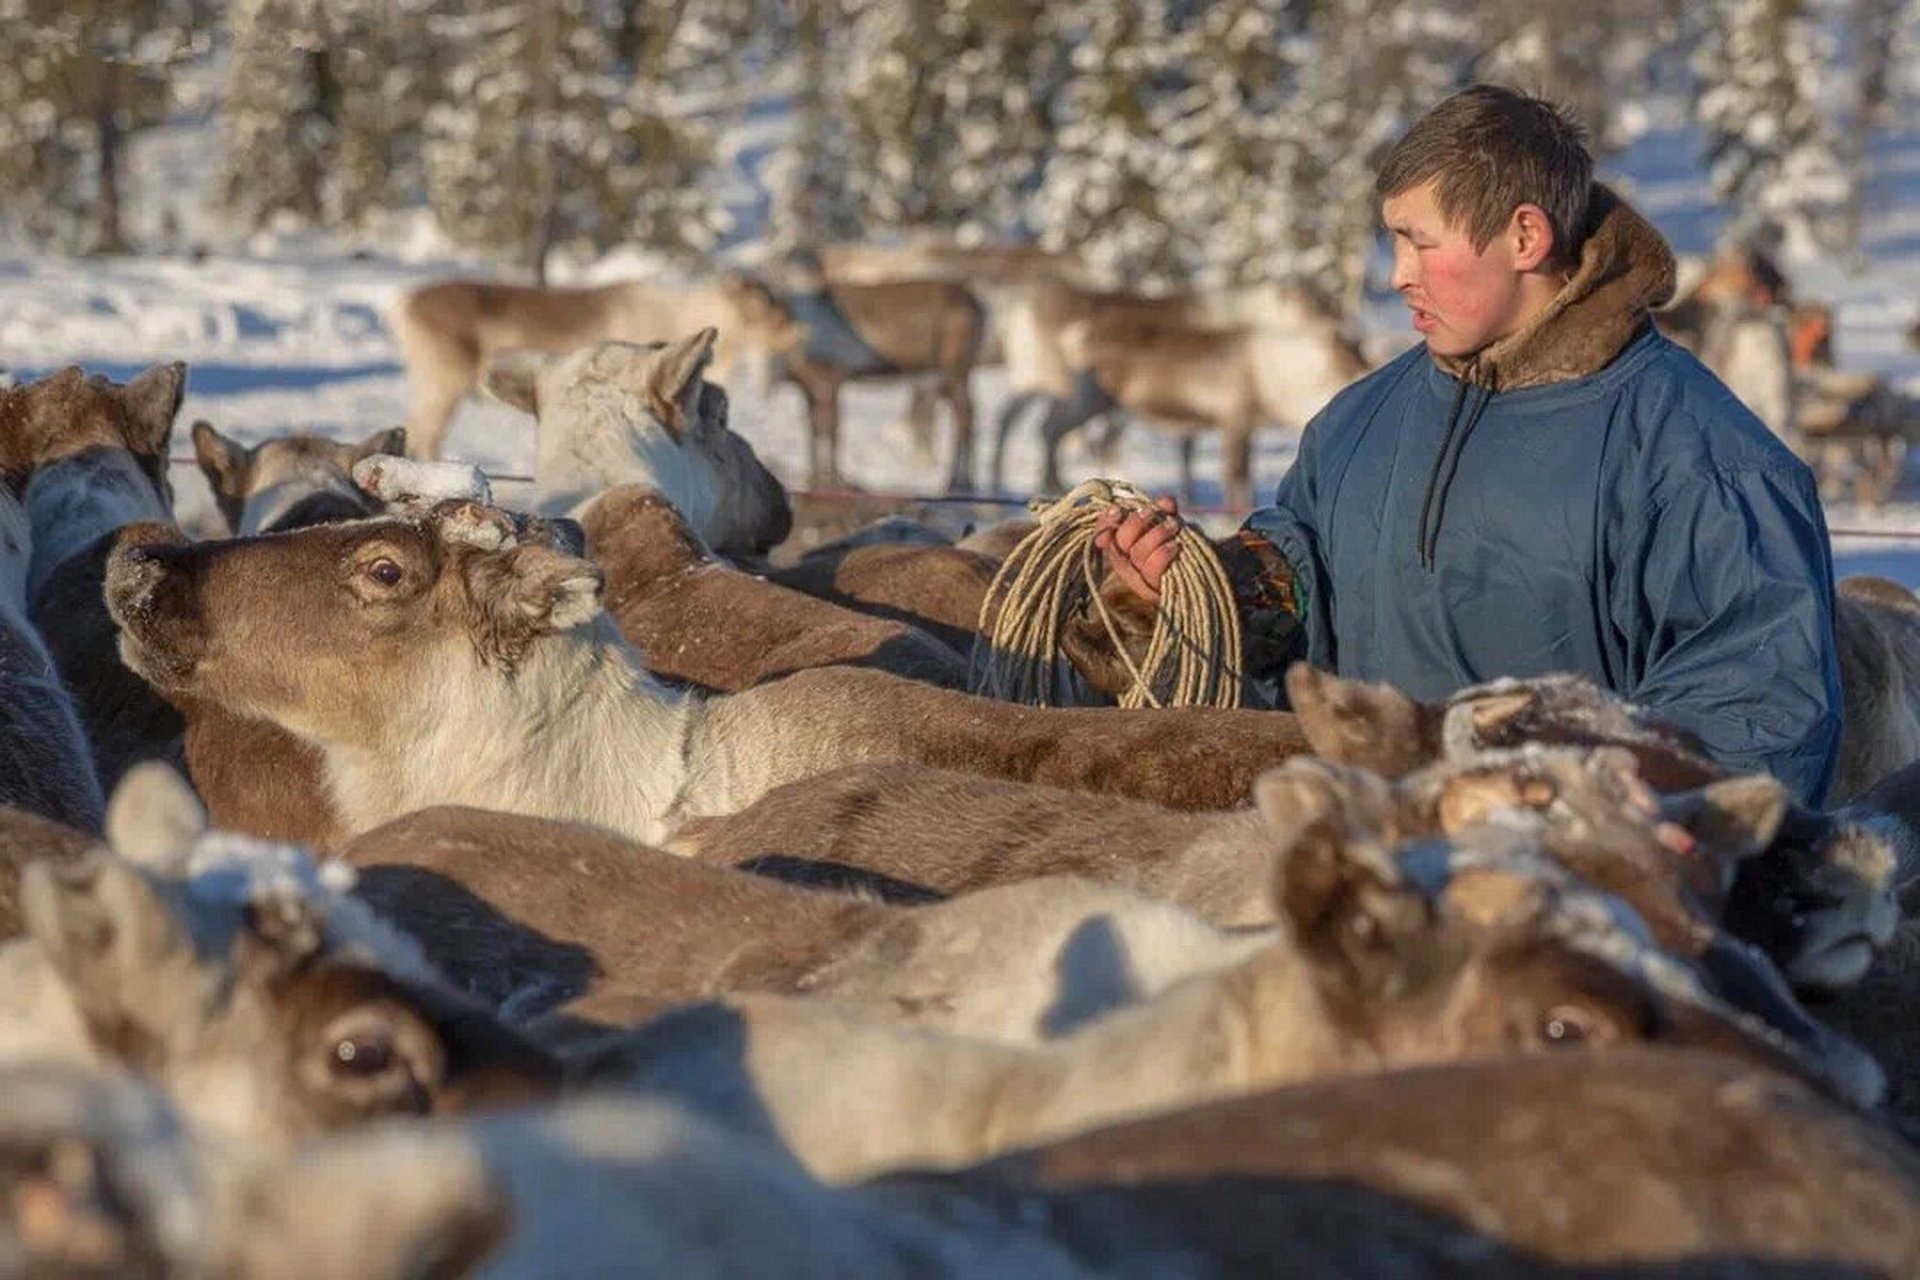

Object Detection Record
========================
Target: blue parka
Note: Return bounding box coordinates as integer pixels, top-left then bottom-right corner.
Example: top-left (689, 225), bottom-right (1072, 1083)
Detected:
top-left (1245, 188), bottom-right (1842, 803)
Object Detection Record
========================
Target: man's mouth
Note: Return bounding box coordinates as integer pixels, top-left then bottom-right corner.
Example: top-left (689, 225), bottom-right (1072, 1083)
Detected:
top-left (1409, 306), bottom-right (1438, 334)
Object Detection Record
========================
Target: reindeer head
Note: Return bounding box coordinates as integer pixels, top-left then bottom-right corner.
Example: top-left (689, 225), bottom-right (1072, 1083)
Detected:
top-left (192, 422), bottom-right (404, 535)
top-left (483, 330), bottom-right (792, 558)
top-left (17, 766), bottom-right (560, 1151)
top-left (103, 500), bottom-right (606, 751)
top-left (1254, 787), bottom-right (1884, 1108)
top-left (0, 363), bottom-right (182, 503)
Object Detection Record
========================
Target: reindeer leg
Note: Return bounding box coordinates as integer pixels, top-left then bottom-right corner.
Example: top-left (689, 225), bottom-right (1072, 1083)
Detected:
top-left (1222, 422), bottom-right (1253, 512)
top-left (804, 382), bottom-right (835, 488)
top-left (1091, 414), bottom-right (1127, 468)
top-left (907, 382), bottom-right (939, 464)
top-left (405, 375), bottom-right (469, 461)
top-left (944, 371), bottom-right (977, 495)
top-left (1039, 371), bottom-right (1112, 494)
top-left (1178, 435), bottom-right (1198, 507)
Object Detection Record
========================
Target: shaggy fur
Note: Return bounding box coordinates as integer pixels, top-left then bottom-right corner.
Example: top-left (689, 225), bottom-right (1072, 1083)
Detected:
top-left (580, 484), bottom-right (969, 692)
top-left (103, 504), bottom-right (1316, 846)
top-left (192, 421), bottom-right (402, 535)
top-left (481, 330), bottom-right (792, 558)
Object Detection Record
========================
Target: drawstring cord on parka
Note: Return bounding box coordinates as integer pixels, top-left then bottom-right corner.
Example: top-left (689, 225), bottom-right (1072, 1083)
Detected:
top-left (1414, 357), bottom-right (1498, 571)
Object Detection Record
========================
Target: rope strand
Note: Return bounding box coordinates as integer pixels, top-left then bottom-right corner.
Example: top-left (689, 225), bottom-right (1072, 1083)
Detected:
top-left (968, 479), bottom-right (1243, 709)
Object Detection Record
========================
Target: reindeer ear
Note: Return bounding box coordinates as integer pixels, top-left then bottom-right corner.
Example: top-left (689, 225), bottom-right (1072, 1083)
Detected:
top-left (121, 362), bottom-right (187, 455)
top-left (1253, 757), bottom-right (1391, 834)
top-left (642, 328), bottom-right (719, 439)
top-left (1285, 663), bottom-right (1429, 775)
top-left (190, 419), bottom-right (249, 498)
top-left (1660, 774), bottom-right (1788, 905)
top-left (105, 763), bottom-right (207, 874)
top-left (469, 543), bottom-right (605, 653)
top-left (20, 853), bottom-right (195, 1040)
top-left (481, 349), bottom-right (546, 415)
top-left (1273, 819), bottom-right (1438, 1000)
top-left (354, 426), bottom-right (408, 461)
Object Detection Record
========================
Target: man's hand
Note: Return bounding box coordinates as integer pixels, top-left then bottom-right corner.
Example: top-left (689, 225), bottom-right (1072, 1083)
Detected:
top-left (1093, 495), bottom-right (1183, 604)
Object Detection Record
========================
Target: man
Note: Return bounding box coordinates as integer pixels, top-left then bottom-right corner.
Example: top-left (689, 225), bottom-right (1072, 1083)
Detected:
top-left (1096, 85), bottom-right (1841, 802)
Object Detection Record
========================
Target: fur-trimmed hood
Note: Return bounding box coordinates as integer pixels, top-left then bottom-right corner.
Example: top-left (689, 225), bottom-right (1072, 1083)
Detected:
top-left (1434, 184), bottom-right (1678, 391)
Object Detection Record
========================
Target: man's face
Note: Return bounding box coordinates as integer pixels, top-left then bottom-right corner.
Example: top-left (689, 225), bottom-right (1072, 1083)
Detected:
top-left (1383, 178), bottom-right (1529, 358)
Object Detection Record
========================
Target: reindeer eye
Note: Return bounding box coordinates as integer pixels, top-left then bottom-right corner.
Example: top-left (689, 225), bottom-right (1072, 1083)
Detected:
top-left (1540, 1005), bottom-right (1595, 1046)
top-left (363, 558), bottom-right (404, 588)
top-left (332, 1032), bottom-right (396, 1076)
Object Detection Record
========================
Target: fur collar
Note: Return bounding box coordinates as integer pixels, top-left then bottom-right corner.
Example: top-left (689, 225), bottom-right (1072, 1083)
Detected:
top-left (1434, 184), bottom-right (1677, 391)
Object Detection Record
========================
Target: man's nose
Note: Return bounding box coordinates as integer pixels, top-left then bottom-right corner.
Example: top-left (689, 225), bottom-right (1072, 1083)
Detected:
top-left (1390, 243), bottom-right (1418, 293)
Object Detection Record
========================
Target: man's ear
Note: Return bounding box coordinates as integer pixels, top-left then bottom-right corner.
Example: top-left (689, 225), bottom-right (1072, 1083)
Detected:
top-left (481, 350), bottom-right (545, 415)
top-left (190, 419), bottom-right (250, 499)
top-left (1285, 663), bottom-right (1432, 776)
top-left (1511, 203), bottom-right (1557, 273)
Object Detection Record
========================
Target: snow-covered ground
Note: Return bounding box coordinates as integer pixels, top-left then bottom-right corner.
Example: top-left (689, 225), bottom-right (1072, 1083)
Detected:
top-left (5, 81), bottom-right (1920, 580)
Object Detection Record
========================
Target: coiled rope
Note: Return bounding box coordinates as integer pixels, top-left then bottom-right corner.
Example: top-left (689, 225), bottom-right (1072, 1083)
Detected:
top-left (968, 478), bottom-right (1243, 709)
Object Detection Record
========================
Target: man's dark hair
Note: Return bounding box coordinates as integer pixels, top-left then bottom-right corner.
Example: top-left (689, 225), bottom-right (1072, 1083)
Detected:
top-left (1375, 85), bottom-right (1593, 270)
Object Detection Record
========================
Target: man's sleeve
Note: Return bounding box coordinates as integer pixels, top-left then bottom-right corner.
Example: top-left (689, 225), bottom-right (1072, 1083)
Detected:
top-left (1614, 462), bottom-right (1841, 803)
top-left (1240, 413), bottom-right (1336, 707)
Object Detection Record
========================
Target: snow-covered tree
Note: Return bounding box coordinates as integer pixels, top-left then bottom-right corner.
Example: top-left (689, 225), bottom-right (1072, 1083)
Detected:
top-left (421, 0), bottom-right (760, 280)
top-left (0, 0), bottom-right (211, 251)
top-left (218, 0), bottom-right (444, 233)
top-left (1692, 0), bottom-right (1851, 256)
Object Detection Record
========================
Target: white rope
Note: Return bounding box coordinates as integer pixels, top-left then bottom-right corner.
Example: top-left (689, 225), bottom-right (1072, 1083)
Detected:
top-left (968, 478), bottom-right (1244, 709)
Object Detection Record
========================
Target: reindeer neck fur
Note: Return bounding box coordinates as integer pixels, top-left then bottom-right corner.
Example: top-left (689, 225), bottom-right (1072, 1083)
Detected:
top-left (24, 450), bottom-right (170, 603)
top-left (238, 464), bottom-right (361, 536)
top-left (536, 382), bottom-right (718, 536)
top-left (323, 616), bottom-right (703, 844)
top-left (1149, 810), bottom-right (1282, 926)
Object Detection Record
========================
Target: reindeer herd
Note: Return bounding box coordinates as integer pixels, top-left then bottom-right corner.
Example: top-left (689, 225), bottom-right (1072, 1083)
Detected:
top-left (3, 314), bottom-right (1920, 1275)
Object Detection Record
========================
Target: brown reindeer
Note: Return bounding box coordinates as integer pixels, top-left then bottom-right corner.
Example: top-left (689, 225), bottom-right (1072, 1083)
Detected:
top-left (389, 275), bottom-right (746, 462)
top-left (606, 810), bottom-right (1878, 1181)
top-left (990, 276), bottom-right (1366, 500)
top-left (2, 366), bottom-right (187, 795)
top-left (3, 767), bottom-right (561, 1150)
top-left (101, 500), bottom-right (1314, 846)
top-left (340, 805), bottom-right (1266, 1045)
top-left (191, 420), bottom-right (404, 535)
top-left (762, 539), bottom-right (1000, 656)
top-left (964, 1048), bottom-right (1920, 1275)
top-left (719, 270), bottom-right (987, 492)
top-left (580, 484), bottom-right (969, 692)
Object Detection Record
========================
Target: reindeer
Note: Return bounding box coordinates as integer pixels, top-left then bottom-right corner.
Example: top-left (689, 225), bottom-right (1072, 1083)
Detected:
top-left (762, 539), bottom-right (1001, 656)
top-left (1, 366), bottom-right (187, 794)
top-left (1283, 663), bottom-right (1903, 994)
top-left (190, 421), bottom-right (404, 535)
top-left (102, 499), bottom-right (1315, 846)
top-left (0, 766), bottom-right (560, 1151)
top-left (718, 269), bottom-right (987, 493)
top-left (989, 276), bottom-right (1366, 500)
top-left (0, 487), bottom-right (104, 832)
top-left (342, 805), bottom-right (1269, 1043)
top-left (389, 274), bottom-right (746, 463)
top-left (579, 484), bottom-right (969, 692)
top-left (481, 330), bottom-right (792, 558)
top-left (608, 809), bottom-right (1879, 1181)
